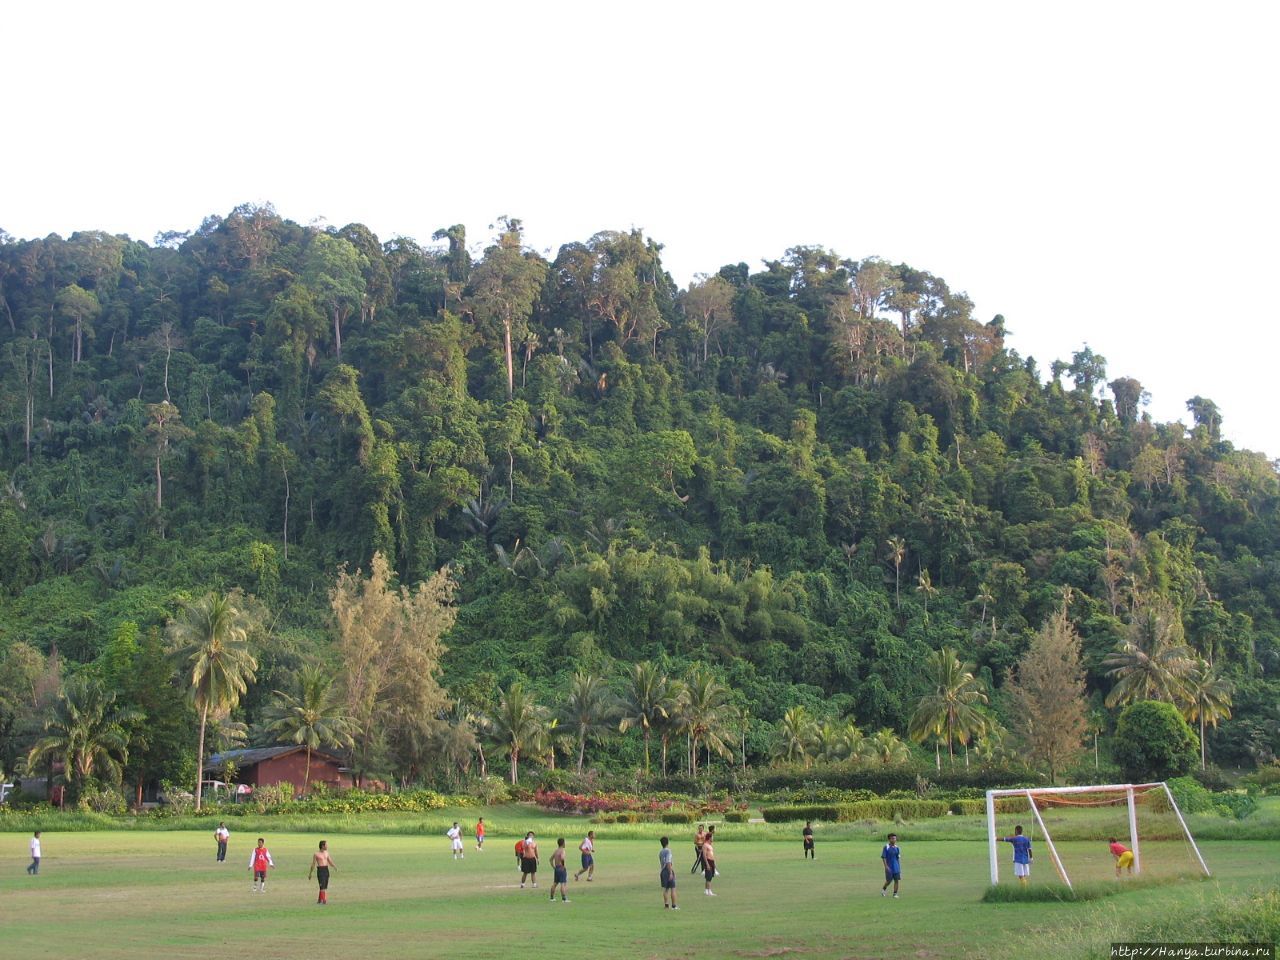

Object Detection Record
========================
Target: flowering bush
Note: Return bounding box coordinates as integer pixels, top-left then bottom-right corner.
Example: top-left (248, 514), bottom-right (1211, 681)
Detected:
top-left (535, 788), bottom-right (745, 817)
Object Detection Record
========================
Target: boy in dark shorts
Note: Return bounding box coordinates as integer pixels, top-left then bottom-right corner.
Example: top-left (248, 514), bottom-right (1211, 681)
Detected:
top-left (802, 821), bottom-right (815, 859)
top-left (881, 832), bottom-right (901, 898)
top-left (549, 838), bottom-right (569, 902)
top-left (520, 832), bottom-right (539, 888)
top-left (309, 840), bottom-right (336, 904)
top-left (659, 836), bottom-right (678, 909)
top-left (574, 830), bottom-right (595, 881)
top-left (249, 837), bottom-right (274, 893)
top-left (702, 828), bottom-right (717, 896)
top-left (691, 824), bottom-right (706, 874)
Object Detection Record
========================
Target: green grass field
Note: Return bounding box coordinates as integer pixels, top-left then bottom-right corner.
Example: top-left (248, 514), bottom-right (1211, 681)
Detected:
top-left (4, 809), bottom-right (1278, 960)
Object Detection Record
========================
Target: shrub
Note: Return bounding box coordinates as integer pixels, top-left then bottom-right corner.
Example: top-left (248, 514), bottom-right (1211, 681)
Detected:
top-left (661, 811), bottom-right (695, 824)
top-left (754, 762), bottom-right (1037, 795)
top-left (77, 785), bottom-right (127, 815)
top-left (1164, 775), bottom-right (1216, 814)
top-left (1212, 791), bottom-right (1258, 820)
top-left (252, 782), bottom-right (295, 813)
top-left (723, 810), bottom-right (749, 823)
top-left (1241, 762), bottom-right (1280, 795)
top-left (1191, 764), bottom-right (1234, 792)
top-left (1112, 701), bottom-right (1198, 782)
top-left (760, 799), bottom-right (952, 823)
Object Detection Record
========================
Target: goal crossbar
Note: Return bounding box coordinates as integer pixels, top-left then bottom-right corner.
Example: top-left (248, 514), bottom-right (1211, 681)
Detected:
top-left (985, 782), bottom-right (1210, 889)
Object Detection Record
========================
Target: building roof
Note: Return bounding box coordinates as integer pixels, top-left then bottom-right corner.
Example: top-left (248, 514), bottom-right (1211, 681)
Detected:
top-left (204, 745), bottom-right (345, 771)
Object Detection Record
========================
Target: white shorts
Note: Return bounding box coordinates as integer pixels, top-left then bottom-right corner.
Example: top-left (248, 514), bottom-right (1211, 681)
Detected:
top-left (1013, 862), bottom-right (1030, 878)
top-left (452, 839), bottom-right (464, 851)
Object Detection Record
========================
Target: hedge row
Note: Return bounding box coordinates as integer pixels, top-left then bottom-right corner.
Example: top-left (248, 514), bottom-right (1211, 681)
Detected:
top-left (761, 796), bottom-right (1028, 823)
top-left (752, 763), bottom-right (1039, 795)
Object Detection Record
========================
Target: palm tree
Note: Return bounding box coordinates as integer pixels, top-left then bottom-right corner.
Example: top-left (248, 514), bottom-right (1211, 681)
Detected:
top-left (886, 536), bottom-right (906, 609)
top-left (265, 665), bottom-right (356, 794)
top-left (865, 728), bottom-right (912, 764)
top-left (1179, 660), bottom-right (1234, 771)
top-left (1103, 602), bottom-right (1196, 708)
top-left (771, 706), bottom-right (818, 766)
top-left (838, 719), bottom-right (868, 762)
top-left (908, 647), bottom-right (988, 766)
top-left (168, 591), bottom-right (258, 811)
top-left (679, 666), bottom-right (732, 776)
top-left (487, 682), bottom-right (547, 784)
top-left (559, 672), bottom-right (618, 775)
top-left (916, 569), bottom-right (937, 620)
top-left (27, 676), bottom-right (138, 796)
top-left (975, 583), bottom-right (994, 625)
top-left (815, 720), bottom-right (845, 763)
top-left (619, 661), bottom-right (676, 776)
top-left (653, 678), bottom-right (688, 777)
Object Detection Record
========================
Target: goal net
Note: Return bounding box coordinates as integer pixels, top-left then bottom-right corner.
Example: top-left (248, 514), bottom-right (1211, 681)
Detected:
top-left (985, 783), bottom-right (1211, 889)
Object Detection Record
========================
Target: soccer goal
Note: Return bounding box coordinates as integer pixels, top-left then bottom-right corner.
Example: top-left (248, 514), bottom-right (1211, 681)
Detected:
top-left (985, 783), bottom-right (1211, 889)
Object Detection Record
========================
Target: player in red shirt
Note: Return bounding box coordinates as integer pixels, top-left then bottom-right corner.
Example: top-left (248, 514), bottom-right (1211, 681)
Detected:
top-left (248, 837), bottom-right (275, 893)
top-left (1109, 838), bottom-right (1134, 877)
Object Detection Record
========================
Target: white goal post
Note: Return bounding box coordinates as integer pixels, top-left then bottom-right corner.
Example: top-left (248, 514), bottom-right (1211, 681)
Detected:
top-left (985, 782), bottom-right (1211, 889)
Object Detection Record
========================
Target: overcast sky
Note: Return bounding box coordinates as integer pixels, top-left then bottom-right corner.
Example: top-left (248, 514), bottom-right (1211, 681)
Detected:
top-left (6, 1), bottom-right (1277, 455)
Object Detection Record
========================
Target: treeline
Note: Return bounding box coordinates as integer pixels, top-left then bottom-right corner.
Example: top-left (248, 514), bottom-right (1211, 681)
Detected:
top-left (0, 204), bottom-right (1277, 796)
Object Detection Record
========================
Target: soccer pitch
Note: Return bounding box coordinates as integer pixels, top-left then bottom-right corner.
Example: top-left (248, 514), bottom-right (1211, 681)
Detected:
top-left (2, 830), bottom-right (1275, 959)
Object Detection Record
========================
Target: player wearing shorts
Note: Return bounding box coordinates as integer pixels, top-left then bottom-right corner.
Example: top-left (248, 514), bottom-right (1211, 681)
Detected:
top-left (1109, 837), bottom-right (1134, 877)
top-left (520, 832), bottom-right (539, 888)
top-left (447, 822), bottom-right (465, 859)
top-left (701, 830), bottom-right (717, 896)
top-left (691, 824), bottom-right (706, 875)
top-left (802, 821), bottom-right (815, 860)
top-left (515, 837), bottom-right (525, 869)
top-left (1001, 825), bottom-right (1033, 885)
top-left (659, 836), bottom-right (678, 909)
top-left (309, 840), bottom-right (336, 904)
top-left (476, 817), bottom-right (486, 850)
top-left (248, 837), bottom-right (274, 892)
top-left (880, 832), bottom-right (901, 897)
top-left (549, 838), bottom-right (570, 902)
top-left (574, 830), bottom-right (595, 881)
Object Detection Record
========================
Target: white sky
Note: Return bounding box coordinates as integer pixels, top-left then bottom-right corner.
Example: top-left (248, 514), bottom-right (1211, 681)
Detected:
top-left (6, 1), bottom-right (1278, 455)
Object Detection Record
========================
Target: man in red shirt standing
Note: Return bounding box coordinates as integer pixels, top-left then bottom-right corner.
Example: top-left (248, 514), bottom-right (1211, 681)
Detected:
top-left (249, 837), bottom-right (274, 893)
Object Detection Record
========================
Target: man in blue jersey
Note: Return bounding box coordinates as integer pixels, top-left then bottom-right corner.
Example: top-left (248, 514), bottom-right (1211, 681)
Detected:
top-left (880, 833), bottom-right (902, 898)
top-left (1000, 824), bottom-right (1033, 885)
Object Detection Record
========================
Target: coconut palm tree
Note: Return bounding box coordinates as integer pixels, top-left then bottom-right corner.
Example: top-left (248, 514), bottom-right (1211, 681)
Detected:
top-left (486, 682), bottom-right (548, 784)
top-left (865, 728), bottom-right (912, 764)
top-left (1179, 660), bottom-right (1234, 770)
top-left (265, 664), bottom-right (356, 794)
top-left (771, 706), bottom-right (819, 766)
top-left (168, 591), bottom-right (258, 811)
top-left (653, 678), bottom-right (688, 777)
top-left (618, 661), bottom-right (676, 776)
top-left (27, 676), bottom-right (138, 797)
top-left (908, 647), bottom-right (988, 766)
top-left (916, 569), bottom-right (937, 620)
top-left (886, 536), bottom-right (906, 608)
top-left (559, 672), bottom-right (618, 775)
top-left (678, 666), bottom-right (732, 776)
top-left (1103, 602), bottom-right (1196, 708)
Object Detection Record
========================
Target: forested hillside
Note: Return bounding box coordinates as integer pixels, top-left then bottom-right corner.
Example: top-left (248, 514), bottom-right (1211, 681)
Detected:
top-left (0, 205), bottom-right (1276, 791)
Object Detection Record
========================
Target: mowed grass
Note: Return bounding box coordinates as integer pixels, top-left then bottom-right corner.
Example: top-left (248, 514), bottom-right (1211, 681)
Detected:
top-left (3, 827), bottom-right (1276, 960)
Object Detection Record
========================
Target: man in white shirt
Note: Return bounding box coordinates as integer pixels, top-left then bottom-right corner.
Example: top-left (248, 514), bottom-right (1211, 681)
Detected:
top-left (574, 831), bottom-right (596, 881)
top-left (215, 822), bottom-right (230, 862)
top-left (27, 831), bottom-right (41, 875)
top-left (447, 822), bottom-right (464, 859)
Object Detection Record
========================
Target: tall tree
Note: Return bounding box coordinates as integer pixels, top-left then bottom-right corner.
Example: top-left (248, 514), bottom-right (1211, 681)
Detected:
top-left (1005, 605), bottom-right (1088, 783)
top-left (303, 232), bottom-right (367, 359)
top-left (908, 647), bottom-right (988, 766)
top-left (771, 706), bottom-right (818, 766)
top-left (26, 676), bottom-right (136, 798)
top-left (1104, 601), bottom-right (1196, 708)
top-left (330, 552), bottom-right (456, 784)
top-left (467, 218), bottom-right (546, 398)
top-left (1178, 660), bottom-right (1233, 771)
top-left (618, 660), bottom-right (675, 776)
top-left (167, 591), bottom-right (258, 811)
top-left (487, 682), bottom-right (546, 784)
top-left (265, 664), bottom-right (356, 793)
top-left (678, 665), bottom-right (732, 776)
top-left (559, 671), bottom-right (617, 775)
top-left (682, 274), bottom-right (736, 362)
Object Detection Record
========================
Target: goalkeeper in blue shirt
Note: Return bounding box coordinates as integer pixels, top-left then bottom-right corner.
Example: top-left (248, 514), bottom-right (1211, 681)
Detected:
top-left (1000, 824), bottom-right (1034, 885)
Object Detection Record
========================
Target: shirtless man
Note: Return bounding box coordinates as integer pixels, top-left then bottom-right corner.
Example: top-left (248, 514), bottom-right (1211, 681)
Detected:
top-left (309, 840), bottom-right (336, 904)
top-left (549, 838), bottom-right (570, 902)
top-left (520, 832), bottom-right (539, 889)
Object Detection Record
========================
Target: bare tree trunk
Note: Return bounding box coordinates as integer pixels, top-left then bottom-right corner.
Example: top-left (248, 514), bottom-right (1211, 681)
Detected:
top-left (304, 747), bottom-right (311, 795)
top-left (195, 705), bottom-right (208, 812)
top-left (282, 465), bottom-right (290, 560)
top-left (504, 320), bottom-right (514, 398)
top-left (333, 310), bottom-right (342, 359)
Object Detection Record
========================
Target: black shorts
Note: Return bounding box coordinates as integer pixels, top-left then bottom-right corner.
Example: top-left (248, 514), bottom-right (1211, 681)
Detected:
top-left (316, 866), bottom-right (330, 890)
top-left (521, 857), bottom-right (538, 874)
top-left (803, 838), bottom-right (814, 849)
top-left (554, 866), bottom-right (568, 884)
top-left (660, 866), bottom-right (676, 889)
top-left (704, 860), bottom-right (716, 882)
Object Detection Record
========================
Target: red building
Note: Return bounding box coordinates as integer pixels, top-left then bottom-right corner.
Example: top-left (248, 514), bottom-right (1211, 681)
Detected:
top-left (205, 746), bottom-right (353, 794)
